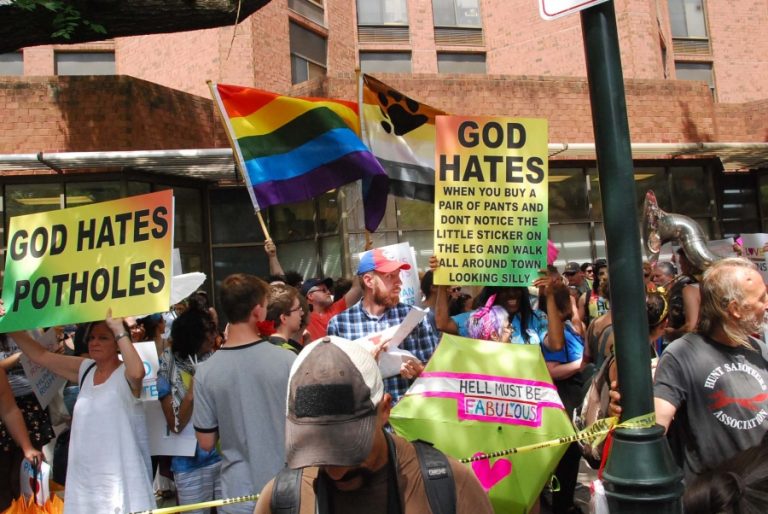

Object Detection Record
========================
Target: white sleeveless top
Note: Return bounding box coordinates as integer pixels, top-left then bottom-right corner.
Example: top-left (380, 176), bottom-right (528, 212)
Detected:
top-left (64, 360), bottom-right (155, 514)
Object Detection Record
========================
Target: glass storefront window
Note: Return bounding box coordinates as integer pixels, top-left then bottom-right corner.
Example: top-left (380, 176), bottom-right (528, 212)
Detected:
top-left (210, 188), bottom-right (264, 244)
top-left (5, 183), bottom-right (63, 221)
top-left (269, 200), bottom-right (316, 241)
top-left (211, 246), bottom-right (270, 323)
top-left (172, 187), bottom-right (203, 244)
top-left (671, 166), bottom-right (710, 216)
top-left (587, 168), bottom-right (603, 221)
top-left (179, 252), bottom-right (203, 275)
top-left (758, 174), bottom-right (768, 230)
top-left (65, 181), bottom-right (121, 206)
top-left (548, 224), bottom-right (593, 268)
top-left (127, 181), bottom-right (151, 197)
top-left (273, 239), bottom-right (319, 278)
top-left (317, 191), bottom-right (339, 234)
top-left (549, 168), bottom-right (588, 221)
top-left (320, 236), bottom-right (342, 278)
top-left (634, 167), bottom-right (669, 211)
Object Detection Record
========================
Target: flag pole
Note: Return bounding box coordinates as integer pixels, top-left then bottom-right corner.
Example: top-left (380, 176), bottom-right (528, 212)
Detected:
top-left (357, 69), bottom-right (375, 252)
top-left (207, 80), bottom-right (272, 241)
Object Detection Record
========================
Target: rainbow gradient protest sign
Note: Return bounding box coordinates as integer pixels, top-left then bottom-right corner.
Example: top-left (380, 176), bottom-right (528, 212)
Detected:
top-left (434, 116), bottom-right (548, 286)
top-left (0, 190), bottom-right (173, 331)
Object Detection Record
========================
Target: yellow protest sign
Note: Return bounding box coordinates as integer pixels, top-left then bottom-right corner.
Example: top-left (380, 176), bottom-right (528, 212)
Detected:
top-left (434, 116), bottom-right (548, 286)
top-left (0, 191), bottom-right (173, 331)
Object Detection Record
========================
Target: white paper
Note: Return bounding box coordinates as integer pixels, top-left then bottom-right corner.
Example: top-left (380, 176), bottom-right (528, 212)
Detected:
top-left (17, 329), bottom-right (66, 409)
top-left (20, 458), bottom-right (50, 504)
top-left (170, 272), bottom-right (207, 305)
top-left (353, 306), bottom-right (428, 378)
top-left (132, 341), bottom-right (159, 401)
top-left (172, 248), bottom-right (183, 276)
top-left (143, 401), bottom-right (197, 457)
top-left (387, 306), bottom-right (428, 349)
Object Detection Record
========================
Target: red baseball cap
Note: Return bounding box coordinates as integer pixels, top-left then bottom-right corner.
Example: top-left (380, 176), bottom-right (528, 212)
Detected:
top-left (356, 248), bottom-right (411, 275)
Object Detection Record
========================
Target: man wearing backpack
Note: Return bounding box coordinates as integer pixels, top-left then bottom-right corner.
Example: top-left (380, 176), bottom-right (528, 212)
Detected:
top-left (254, 336), bottom-right (493, 514)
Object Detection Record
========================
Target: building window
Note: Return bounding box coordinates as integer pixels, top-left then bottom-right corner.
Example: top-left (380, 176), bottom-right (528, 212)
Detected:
top-left (360, 52), bottom-right (412, 73)
top-left (357, 0), bottom-right (408, 25)
top-left (54, 52), bottom-right (115, 76)
top-left (0, 52), bottom-right (23, 76)
top-left (668, 0), bottom-right (707, 38)
top-left (432, 0), bottom-right (482, 27)
top-left (675, 61), bottom-right (714, 95)
top-left (437, 53), bottom-right (486, 73)
top-left (288, 0), bottom-right (324, 26)
top-left (289, 22), bottom-right (327, 84)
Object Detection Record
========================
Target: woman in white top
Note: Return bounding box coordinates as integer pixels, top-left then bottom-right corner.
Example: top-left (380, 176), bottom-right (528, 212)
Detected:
top-left (10, 310), bottom-right (155, 514)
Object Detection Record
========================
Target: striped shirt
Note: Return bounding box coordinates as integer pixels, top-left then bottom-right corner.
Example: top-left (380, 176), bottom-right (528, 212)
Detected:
top-left (327, 301), bottom-right (440, 404)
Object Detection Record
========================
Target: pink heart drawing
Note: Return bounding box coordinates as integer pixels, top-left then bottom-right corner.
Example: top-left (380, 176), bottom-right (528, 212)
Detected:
top-left (471, 452), bottom-right (513, 492)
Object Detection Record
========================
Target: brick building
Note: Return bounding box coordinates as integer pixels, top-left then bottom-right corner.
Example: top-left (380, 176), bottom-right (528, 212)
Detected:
top-left (1, 0), bottom-right (768, 299)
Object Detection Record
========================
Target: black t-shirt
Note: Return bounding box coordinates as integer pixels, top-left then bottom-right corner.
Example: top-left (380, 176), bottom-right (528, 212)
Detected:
top-left (654, 333), bottom-right (768, 478)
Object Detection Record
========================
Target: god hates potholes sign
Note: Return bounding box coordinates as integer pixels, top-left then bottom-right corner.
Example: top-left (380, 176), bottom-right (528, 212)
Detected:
top-left (0, 190), bottom-right (173, 332)
top-left (434, 116), bottom-right (548, 286)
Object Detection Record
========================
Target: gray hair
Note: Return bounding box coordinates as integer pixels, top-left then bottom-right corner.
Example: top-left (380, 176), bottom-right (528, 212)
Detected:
top-left (698, 257), bottom-right (758, 347)
top-left (656, 261), bottom-right (677, 277)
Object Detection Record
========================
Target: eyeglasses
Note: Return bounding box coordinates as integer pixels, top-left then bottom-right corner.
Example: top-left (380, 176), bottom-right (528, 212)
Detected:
top-left (585, 268), bottom-right (594, 273)
top-left (307, 287), bottom-right (327, 295)
top-left (289, 306), bottom-right (304, 314)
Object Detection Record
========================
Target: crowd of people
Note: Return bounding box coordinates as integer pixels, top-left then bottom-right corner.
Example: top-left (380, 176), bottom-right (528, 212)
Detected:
top-left (1, 239), bottom-right (767, 514)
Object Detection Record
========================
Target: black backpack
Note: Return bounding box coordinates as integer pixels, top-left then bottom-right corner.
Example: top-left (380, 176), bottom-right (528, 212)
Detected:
top-left (270, 435), bottom-right (456, 514)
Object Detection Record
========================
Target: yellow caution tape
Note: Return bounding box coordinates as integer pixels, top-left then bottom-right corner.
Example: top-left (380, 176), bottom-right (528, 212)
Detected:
top-left (130, 494), bottom-right (260, 514)
top-left (132, 413), bottom-right (659, 512)
top-left (459, 413), bottom-right (656, 463)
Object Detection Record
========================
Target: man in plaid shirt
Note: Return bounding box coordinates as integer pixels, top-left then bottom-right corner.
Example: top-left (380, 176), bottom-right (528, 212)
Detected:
top-left (327, 249), bottom-right (439, 404)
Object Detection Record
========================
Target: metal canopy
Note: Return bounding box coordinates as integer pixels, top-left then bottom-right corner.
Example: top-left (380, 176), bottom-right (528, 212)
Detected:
top-left (0, 149), bottom-right (237, 180)
top-left (0, 142), bottom-right (767, 180)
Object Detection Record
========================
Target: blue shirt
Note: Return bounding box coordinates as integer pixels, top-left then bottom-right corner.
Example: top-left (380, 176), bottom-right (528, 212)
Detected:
top-left (541, 322), bottom-right (584, 363)
top-left (327, 301), bottom-right (440, 404)
top-left (453, 310), bottom-right (549, 345)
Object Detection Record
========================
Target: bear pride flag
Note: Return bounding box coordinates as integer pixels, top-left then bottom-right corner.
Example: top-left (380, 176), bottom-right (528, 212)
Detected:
top-left (361, 74), bottom-right (446, 203)
top-left (211, 83), bottom-right (389, 232)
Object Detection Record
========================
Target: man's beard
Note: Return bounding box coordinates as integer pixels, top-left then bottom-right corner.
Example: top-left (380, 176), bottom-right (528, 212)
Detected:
top-left (739, 310), bottom-right (768, 337)
top-left (373, 285), bottom-right (399, 309)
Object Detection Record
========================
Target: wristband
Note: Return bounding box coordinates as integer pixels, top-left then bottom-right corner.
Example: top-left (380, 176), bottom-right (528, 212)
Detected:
top-left (114, 331), bottom-right (130, 341)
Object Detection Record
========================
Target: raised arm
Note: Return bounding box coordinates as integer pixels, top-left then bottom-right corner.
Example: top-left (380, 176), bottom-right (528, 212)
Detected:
top-left (8, 331), bottom-right (83, 384)
top-left (106, 310), bottom-right (145, 397)
top-left (343, 275), bottom-right (363, 307)
top-left (264, 239), bottom-right (286, 277)
top-left (429, 256), bottom-right (459, 334)
top-left (538, 278), bottom-right (565, 352)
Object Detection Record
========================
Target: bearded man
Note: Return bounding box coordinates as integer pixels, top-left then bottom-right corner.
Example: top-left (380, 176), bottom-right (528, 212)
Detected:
top-left (637, 257), bottom-right (768, 480)
top-left (327, 249), bottom-right (439, 404)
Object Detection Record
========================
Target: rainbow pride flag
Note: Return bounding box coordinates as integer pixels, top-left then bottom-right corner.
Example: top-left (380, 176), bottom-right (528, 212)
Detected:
top-left (362, 75), bottom-right (446, 203)
top-left (211, 83), bottom-right (389, 232)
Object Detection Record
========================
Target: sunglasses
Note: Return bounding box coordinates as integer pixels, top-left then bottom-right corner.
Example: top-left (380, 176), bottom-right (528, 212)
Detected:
top-left (450, 287), bottom-right (462, 293)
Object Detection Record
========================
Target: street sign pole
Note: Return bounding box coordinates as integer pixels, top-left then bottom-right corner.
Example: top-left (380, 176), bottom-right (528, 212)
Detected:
top-left (579, 2), bottom-right (683, 512)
